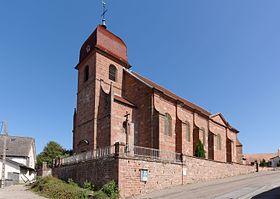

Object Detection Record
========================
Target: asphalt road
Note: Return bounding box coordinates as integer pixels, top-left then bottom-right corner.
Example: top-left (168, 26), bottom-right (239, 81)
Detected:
top-left (134, 170), bottom-right (280, 199)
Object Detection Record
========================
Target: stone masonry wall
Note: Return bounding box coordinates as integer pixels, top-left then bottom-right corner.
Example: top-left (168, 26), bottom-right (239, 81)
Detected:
top-left (154, 93), bottom-right (177, 152)
top-left (122, 70), bottom-right (153, 148)
top-left (53, 154), bottom-right (255, 198)
top-left (183, 156), bottom-right (255, 184)
top-left (37, 162), bottom-right (52, 177)
top-left (111, 100), bottom-right (134, 146)
top-left (118, 158), bottom-right (183, 198)
top-left (52, 157), bottom-right (118, 189)
top-left (177, 106), bottom-right (194, 156)
top-left (74, 54), bottom-right (96, 153)
top-left (118, 155), bottom-right (255, 198)
top-left (209, 121), bottom-right (227, 162)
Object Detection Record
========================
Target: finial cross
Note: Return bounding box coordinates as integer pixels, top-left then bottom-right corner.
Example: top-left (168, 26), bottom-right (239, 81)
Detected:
top-left (101, 0), bottom-right (108, 26)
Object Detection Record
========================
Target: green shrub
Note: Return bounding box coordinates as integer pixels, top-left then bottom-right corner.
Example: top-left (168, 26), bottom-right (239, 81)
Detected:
top-left (267, 161), bottom-right (272, 167)
top-left (195, 140), bottom-right (205, 158)
top-left (31, 176), bottom-right (90, 199)
top-left (68, 178), bottom-right (78, 187)
top-left (83, 180), bottom-right (95, 191)
top-left (259, 159), bottom-right (266, 167)
top-left (93, 180), bottom-right (119, 199)
top-left (101, 180), bottom-right (118, 199)
top-left (31, 177), bottom-right (118, 199)
top-left (93, 190), bottom-right (108, 199)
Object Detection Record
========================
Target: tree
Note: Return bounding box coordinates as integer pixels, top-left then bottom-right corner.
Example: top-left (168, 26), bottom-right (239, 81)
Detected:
top-left (259, 159), bottom-right (266, 167)
top-left (37, 141), bottom-right (70, 167)
top-left (267, 161), bottom-right (272, 167)
top-left (195, 140), bottom-right (205, 158)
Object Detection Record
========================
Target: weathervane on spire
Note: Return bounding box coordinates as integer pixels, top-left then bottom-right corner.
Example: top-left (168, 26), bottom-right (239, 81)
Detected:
top-left (101, 0), bottom-right (108, 27)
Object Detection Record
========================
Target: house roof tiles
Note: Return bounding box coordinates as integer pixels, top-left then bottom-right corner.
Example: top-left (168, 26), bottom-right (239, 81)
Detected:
top-left (0, 135), bottom-right (34, 157)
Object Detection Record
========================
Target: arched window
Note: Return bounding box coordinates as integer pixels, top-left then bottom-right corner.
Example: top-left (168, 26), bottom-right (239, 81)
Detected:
top-left (201, 127), bottom-right (206, 145)
top-left (217, 134), bottom-right (222, 150)
top-left (84, 65), bottom-right (89, 82)
top-left (109, 64), bottom-right (117, 81)
top-left (185, 122), bottom-right (191, 142)
top-left (164, 113), bottom-right (172, 136)
top-left (78, 139), bottom-right (89, 153)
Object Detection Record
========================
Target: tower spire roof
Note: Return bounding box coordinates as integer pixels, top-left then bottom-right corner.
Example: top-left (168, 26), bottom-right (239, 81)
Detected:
top-left (77, 25), bottom-right (129, 69)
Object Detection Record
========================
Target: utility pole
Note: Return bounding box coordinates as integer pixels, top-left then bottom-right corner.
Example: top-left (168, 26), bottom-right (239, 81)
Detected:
top-left (1, 121), bottom-right (8, 188)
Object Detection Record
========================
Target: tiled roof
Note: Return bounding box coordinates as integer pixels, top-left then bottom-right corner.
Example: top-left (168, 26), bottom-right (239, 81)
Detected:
top-left (244, 153), bottom-right (277, 163)
top-left (270, 156), bottom-right (280, 160)
top-left (78, 25), bottom-right (129, 68)
top-left (131, 71), bottom-right (211, 116)
top-left (125, 70), bottom-right (240, 132)
top-left (114, 95), bottom-right (136, 108)
top-left (0, 135), bottom-right (34, 157)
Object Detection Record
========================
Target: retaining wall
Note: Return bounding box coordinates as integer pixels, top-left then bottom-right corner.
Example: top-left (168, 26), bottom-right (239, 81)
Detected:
top-left (52, 157), bottom-right (118, 189)
top-left (52, 155), bottom-right (255, 198)
top-left (118, 156), bottom-right (255, 198)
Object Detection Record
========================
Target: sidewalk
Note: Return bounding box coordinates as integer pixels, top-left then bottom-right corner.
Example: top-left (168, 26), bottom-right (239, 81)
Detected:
top-left (0, 184), bottom-right (46, 199)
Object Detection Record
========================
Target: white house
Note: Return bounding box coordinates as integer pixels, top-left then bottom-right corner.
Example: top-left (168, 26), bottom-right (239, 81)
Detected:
top-left (0, 135), bottom-right (36, 185)
top-left (271, 156), bottom-right (280, 167)
top-left (270, 148), bottom-right (280, 168)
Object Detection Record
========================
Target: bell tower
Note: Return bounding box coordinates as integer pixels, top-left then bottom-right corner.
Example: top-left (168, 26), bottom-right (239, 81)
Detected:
top-left (72, 24), bottom-right (130, 153)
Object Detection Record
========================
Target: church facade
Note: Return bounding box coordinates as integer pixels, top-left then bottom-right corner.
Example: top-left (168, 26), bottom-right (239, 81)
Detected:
top-left (72, 24), bottom-right (243, 164)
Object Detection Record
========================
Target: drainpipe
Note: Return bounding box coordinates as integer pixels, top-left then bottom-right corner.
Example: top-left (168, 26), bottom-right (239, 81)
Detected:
top-left (175, 101), bottom-right (178, 153)
top-left (207, 118), bottom-right (210, 160)
top-left (175, 103), bottom-right (183, 185)
top-left (151, 91), bottom-right (154, 148)
top-left (193, 112), bottom-right (197, 156)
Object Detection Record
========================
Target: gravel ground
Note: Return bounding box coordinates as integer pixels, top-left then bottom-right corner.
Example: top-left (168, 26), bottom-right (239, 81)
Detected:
top-left (0, 184), bottom-right (46, 199)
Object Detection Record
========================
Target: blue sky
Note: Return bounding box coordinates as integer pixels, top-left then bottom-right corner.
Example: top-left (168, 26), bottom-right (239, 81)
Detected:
top-left (0, 0), bottom-right (279, 154)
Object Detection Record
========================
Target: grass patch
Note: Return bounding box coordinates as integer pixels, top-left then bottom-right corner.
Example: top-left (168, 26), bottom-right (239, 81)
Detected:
top-left (94, 181), bottom-right (119, 199)
top-left (31, 176), bottom-right (90, 199)
top-left (31, 176), bottom-right (118, 199)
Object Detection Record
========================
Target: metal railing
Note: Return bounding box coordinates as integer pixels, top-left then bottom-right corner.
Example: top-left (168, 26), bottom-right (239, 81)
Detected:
top-left (133, 145), bottom-right (182, 163)
top-left (58, 144), bottom-right (183, 166)
top-left (61, 145), bottom-right (115, 166)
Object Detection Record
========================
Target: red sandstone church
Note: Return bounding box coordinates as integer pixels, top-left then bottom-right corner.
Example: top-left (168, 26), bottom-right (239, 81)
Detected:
top-left (72, 24), bottom-right (243, 164)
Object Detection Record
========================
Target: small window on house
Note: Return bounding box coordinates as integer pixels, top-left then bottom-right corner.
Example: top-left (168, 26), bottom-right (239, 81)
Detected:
top-left (164, 113), bottom-right (172, 136)
top-left (84, 65), bottom-right (89, 82)
top-left (201, 127), bottom-right (206, 145)
top-left (109, 64), bottom-right (117, 82)
top-left (217, 134), bottom-right (222, 150)
top-left (185, 122), bottom-right (191, 142)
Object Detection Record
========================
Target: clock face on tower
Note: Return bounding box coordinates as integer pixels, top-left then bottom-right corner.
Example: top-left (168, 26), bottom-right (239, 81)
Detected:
top-left (86, 45), bottom-right (91, 53)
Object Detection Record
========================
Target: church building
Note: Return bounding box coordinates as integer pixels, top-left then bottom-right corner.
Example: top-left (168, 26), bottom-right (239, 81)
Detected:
top-left (72, 24), bottom-right (243, 164)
